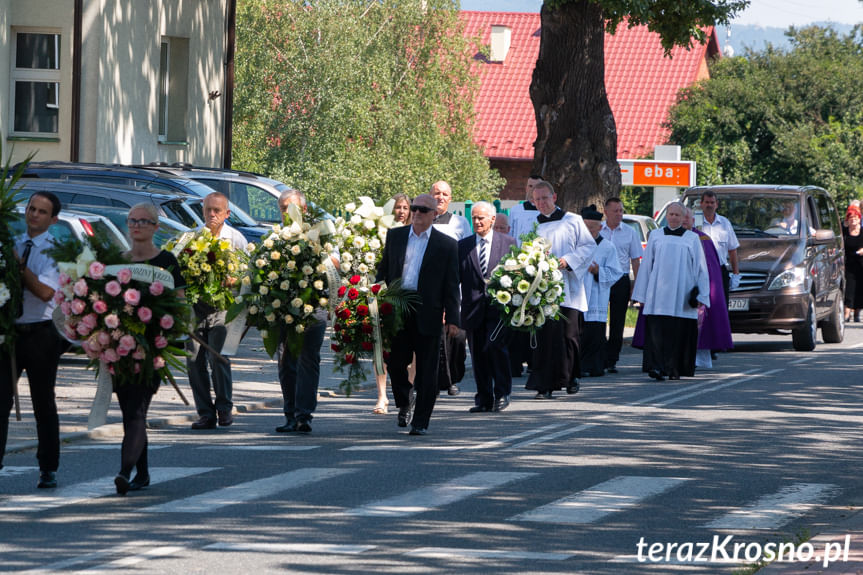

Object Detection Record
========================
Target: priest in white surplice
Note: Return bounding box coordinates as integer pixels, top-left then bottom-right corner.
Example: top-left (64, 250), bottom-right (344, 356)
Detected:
top-left (579, 205), bottom-right (625, 377)
top-left (527, 182), bottom-right (597, 399)
top-left (631, 202), bottom-right (710, 381)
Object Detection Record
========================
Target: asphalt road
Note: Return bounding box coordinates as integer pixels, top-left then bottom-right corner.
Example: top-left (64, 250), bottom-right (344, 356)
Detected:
top-left (2, 324), bottom-right (863, 574)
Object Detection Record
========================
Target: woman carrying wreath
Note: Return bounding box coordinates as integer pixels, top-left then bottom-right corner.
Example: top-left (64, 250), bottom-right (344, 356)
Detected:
top-left (113, 203), bottom-right (185, 495)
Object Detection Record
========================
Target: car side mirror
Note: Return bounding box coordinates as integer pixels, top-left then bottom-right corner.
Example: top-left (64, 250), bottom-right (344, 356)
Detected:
top-left (813, 229), bottom-right (835, 242)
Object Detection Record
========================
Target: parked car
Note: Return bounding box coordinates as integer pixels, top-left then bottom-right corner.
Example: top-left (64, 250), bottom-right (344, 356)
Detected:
top-left (10, 205), bottom-right (129, 251)
top-left (17, 162), bottom-right (268, 242)
top-left (11, 179), bottom-right (203, 230)
top-left (138, 164), bottom-right (291, 224)
top-left (667, 185), bottom-right (845, 351)
top-left (621, 214), bottom-right (658, 280)
top-left (70, 204), bottom-right (191, 249)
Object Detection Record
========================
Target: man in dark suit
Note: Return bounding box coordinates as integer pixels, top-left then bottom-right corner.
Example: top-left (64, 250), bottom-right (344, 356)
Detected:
top-left (458, 202), bottom-right (517, 413)
top-left (376, 193), bottom-right (460, 436)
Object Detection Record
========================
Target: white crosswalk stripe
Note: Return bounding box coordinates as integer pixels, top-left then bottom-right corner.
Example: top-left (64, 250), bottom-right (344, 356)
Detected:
top-left (702, 483), bottom-right (840, 530)
top-left (197, 445), bottom-right (319, 451)
top-left (204, 542), bottom-right (375, 554)
top-left (510, 476), bottom-right (689, 524)
top-left (346, 471), bottom-right (536, 517)
top-left (406, 547), bottom-right (573, 561)
top-left (142, 467), bottom-right (353, 513)
top-left (0, 467), bottom-right (216, 513)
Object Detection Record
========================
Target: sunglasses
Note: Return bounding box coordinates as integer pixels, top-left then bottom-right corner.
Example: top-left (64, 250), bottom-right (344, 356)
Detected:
top-left (127, 218), bottom-right (157, 227)
top-left (410, 205), bottom-right (433, 214)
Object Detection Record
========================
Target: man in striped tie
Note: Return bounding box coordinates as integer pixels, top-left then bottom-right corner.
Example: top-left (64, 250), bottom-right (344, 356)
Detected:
top-left (457, 202), bottom-right (517, 413)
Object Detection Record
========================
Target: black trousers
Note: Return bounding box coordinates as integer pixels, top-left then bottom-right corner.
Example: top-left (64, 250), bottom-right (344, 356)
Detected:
top-left (115, 381), bottom-right (156, 477)
top-left (644, 315), bottom-right (698, 378)
top-left (527, 306), bottom-right (583, 392)
top-left (581, 321), bottom-right (607, 376)
top-left (0, 322), bottom-right (63, 471)
top-left (386, 313), bottom-right (442, 430)
top-left (605, 275), bottom-right (631, 368)
top-left (467, 317), bottom-right (512, 408)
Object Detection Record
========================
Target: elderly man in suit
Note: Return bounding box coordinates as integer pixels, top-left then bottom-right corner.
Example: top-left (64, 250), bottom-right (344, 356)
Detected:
top-left (376, 193), bottom-right (461, 436)
top-left (459, 202), bottom-right (518, 413)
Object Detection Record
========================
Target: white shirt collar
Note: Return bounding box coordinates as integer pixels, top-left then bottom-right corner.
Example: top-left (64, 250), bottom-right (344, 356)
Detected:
top-left (410, 225), bottom-right (431, 240)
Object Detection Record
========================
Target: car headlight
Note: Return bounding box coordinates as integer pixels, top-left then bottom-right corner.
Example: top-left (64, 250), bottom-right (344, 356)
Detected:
top-left (768, 266), bottom-right (807, 290)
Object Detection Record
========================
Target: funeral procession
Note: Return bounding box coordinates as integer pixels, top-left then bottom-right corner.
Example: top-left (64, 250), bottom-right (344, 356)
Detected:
top-left (5, 0), bottom-right (863, 574)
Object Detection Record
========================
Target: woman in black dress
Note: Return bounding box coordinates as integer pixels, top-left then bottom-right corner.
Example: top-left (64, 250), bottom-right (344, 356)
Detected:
top-left (114, 203), bottom-right (185, 495)
top-left (843, 205), bottom-right (863, 322)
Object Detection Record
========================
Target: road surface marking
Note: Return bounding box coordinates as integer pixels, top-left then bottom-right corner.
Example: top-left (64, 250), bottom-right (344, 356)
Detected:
top-left (406, 547), bottom-right (573, 560)
top-left (197, 445), bottom-right (319, 451)
top-left (468, 423), bottom-right (569, 450)
top-left (656, 369), bottom-right (783, 407)
top-left (204, 542), bottom-right (375, 554)
top-left (703, 483), bottom-right (840, 530)
top-left (0, 467), bottom-right (216, 513)
top-left (510, 476), bottom-right (688, 524)
top-left (75, 546), bottom-right (184, 572)
top-left (509, 423), bottom-right (600, 450)
top-left (346, 471), bottom-right (535, 517)
top-left (142, 468), bottom-right (352, 513)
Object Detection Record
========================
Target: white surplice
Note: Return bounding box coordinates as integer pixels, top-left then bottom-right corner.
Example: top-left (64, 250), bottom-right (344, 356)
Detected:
top-left (535, 211), bottom-right (596, 312)
top-left (583, 237), bottom-right (624, 322)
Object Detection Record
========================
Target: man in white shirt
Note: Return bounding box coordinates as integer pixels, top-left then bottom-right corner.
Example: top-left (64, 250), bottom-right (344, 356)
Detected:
top-left (699, 190), bottom-right (741, 304)
top-left (0, 192), bottom-right (63, 488)
top-left (599, 197), bottom-right (643, 373)
top-left (430, 180), bottom-right (469, 395)
top-left (187, 192), bottom-right (248, 430)
top-left (508, 174), bottom-right (543, 245)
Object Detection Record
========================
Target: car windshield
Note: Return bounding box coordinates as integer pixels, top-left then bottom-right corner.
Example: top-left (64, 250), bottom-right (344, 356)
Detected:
top-left (686, 194), bottom-right (801, 237)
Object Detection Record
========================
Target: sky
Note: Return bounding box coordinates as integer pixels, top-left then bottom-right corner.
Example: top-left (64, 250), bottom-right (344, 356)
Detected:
top-left (458, 0), bottom-right (863, 29)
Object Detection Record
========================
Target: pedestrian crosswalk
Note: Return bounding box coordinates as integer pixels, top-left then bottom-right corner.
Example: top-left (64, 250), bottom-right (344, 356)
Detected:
top-left (0, 468), bottom-right (842, 532)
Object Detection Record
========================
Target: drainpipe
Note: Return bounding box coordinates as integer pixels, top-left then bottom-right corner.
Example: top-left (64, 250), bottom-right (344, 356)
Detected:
top-left (222, 0), bottom-right (236, 169)
top-left (71, 0), bottom-right (83, 161)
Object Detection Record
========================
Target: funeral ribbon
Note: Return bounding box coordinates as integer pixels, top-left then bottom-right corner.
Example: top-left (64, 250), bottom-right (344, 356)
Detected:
top-left (368, 288), bottom-right (385, 376)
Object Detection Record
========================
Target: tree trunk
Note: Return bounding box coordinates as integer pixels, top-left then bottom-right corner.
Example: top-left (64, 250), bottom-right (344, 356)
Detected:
top-left (530, 0), bottom-right (620, 214)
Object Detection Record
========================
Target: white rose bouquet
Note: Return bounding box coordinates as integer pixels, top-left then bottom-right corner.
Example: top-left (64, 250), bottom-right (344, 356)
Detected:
top-left (486, 231), bottom-right (565, 335)
top-left (228, 203), bottom-right (335, 358)
top-left (333, 196), bottom-right (397, 279)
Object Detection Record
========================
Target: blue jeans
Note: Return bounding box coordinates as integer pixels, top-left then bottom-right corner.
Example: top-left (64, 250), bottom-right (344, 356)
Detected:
top-left (278, 314), bottom-right (327, 423)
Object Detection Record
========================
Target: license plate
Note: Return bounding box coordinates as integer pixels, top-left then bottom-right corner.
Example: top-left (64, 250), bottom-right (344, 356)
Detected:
top-left (728, 298), bottom-right (749, 311)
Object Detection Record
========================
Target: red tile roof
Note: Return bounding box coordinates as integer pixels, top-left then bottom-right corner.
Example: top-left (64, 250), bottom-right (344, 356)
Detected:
top-left (461, 11), bottom-right (719, 161)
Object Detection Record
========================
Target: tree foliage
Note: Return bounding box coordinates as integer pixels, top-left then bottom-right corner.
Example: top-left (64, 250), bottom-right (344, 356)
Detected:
top-left (666, 25), bottom-right (863, 207)
top-left (530, 0), bottom-right (746, 213)
top-left (233, 0), bottom-right (504, 210)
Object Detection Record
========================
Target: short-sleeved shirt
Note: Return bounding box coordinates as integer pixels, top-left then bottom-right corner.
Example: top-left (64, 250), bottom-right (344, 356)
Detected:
top-left (699, 214), bottom-right (739, 267)
top-left (16, 230), bottom-right (59, 324)
top-left (600, 222), bottom-right (643, 272)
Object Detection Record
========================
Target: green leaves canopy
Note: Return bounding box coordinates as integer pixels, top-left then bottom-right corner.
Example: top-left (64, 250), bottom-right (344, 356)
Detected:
top-left (234, 0), bottom-right (503, 209)
top-left (666, 25), bottom-right (863, 206)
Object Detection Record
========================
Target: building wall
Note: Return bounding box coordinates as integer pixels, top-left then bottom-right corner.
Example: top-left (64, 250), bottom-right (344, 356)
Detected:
top-left (85, 0), bottom-right (226, 165)
top-left (491, 158), bottom-right (533, 201)
top-left (2, 0), bottom-right (75, 164)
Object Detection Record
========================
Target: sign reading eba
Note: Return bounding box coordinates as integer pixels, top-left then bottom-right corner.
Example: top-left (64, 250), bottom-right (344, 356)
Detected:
top-left (619, 160), bottom-right (696, 187)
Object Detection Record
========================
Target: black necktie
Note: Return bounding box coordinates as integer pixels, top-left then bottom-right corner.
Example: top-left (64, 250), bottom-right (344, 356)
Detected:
top-left (17, 239), bottom-right (34, 318)
top-left (478, 237), bottom-right (488, 278)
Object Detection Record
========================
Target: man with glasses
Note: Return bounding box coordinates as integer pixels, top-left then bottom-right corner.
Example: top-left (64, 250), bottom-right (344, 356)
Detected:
top-left (0, 192), bottom-right (64, 488)
top-left (187, 192), bottom-right (248, 430)
top-left (376, 193), bottom-right (460, 436)
top-left (527, 182), bottom-right (596, 399)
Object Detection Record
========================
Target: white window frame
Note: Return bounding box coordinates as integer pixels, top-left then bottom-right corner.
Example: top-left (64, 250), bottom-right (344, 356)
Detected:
top-left (10, 28), bottom-right (62, 137)
top-left (158, 39), bottom-right (170, 142)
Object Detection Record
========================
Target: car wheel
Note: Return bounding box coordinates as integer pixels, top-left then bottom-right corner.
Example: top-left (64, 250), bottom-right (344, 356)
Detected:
top-left (821, 296), bottom-right (845, 344)
top-left (792, 295), bottom-right (817, 351)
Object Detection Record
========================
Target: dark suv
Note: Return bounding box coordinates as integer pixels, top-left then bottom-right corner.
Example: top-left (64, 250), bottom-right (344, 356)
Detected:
top-left (680, 185), bottom-right (845, 351)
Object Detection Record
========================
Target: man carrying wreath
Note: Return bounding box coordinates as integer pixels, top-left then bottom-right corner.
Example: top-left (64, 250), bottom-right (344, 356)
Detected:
top-left (376, 193), bottom-right (460, 436)
top-left (187, 192), bottom-right (247, 430)
top-left (527, 182), bottom-right (597, 399)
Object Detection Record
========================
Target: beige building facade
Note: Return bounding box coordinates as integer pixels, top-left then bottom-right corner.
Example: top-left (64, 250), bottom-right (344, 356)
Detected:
top-left (1, 0), bottom-right (232, 167)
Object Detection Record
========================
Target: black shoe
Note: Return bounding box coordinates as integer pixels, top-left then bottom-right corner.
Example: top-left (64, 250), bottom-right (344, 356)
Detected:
top-left (276, 420), bottom-right (298, 433)
top-left (37, 471), bottom-right (57, 489)
top-left (469, 405), bottom-right (491, 413)
top-left (397, 408), bottom-right (410, 427)
top-left (648, 369), bottom-right (665, 381)
top-left (711, 351), bottom-right (719, 360)
top-left (114, 473), bottom-right (130, 495)
top-left (606, 365), bottom-right (618, 374)
top-left (566, 381), bottom-right (580, 394)
top-left (408, 426), bottom-right (427, 436)
top-left (191, 416), bottom-right (216, 430)
top-left (493, 396), bottom-right (510, 412)
top-left (217, 409), bottom-right (234, 427)
top-left (534, 391), bottom-right (553, 399)
top-left (129, 474), bottom-right (150, 491)
top-left (447, 385), bottom-right (460, 396)
top-left (296, 420), bottom-right (312, 433)
top-left (669, 374), bottom-right (681, 380)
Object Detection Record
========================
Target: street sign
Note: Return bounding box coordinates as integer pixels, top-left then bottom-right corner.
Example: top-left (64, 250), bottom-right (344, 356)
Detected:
top-left (619, 160), bottom-right (695, 187)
